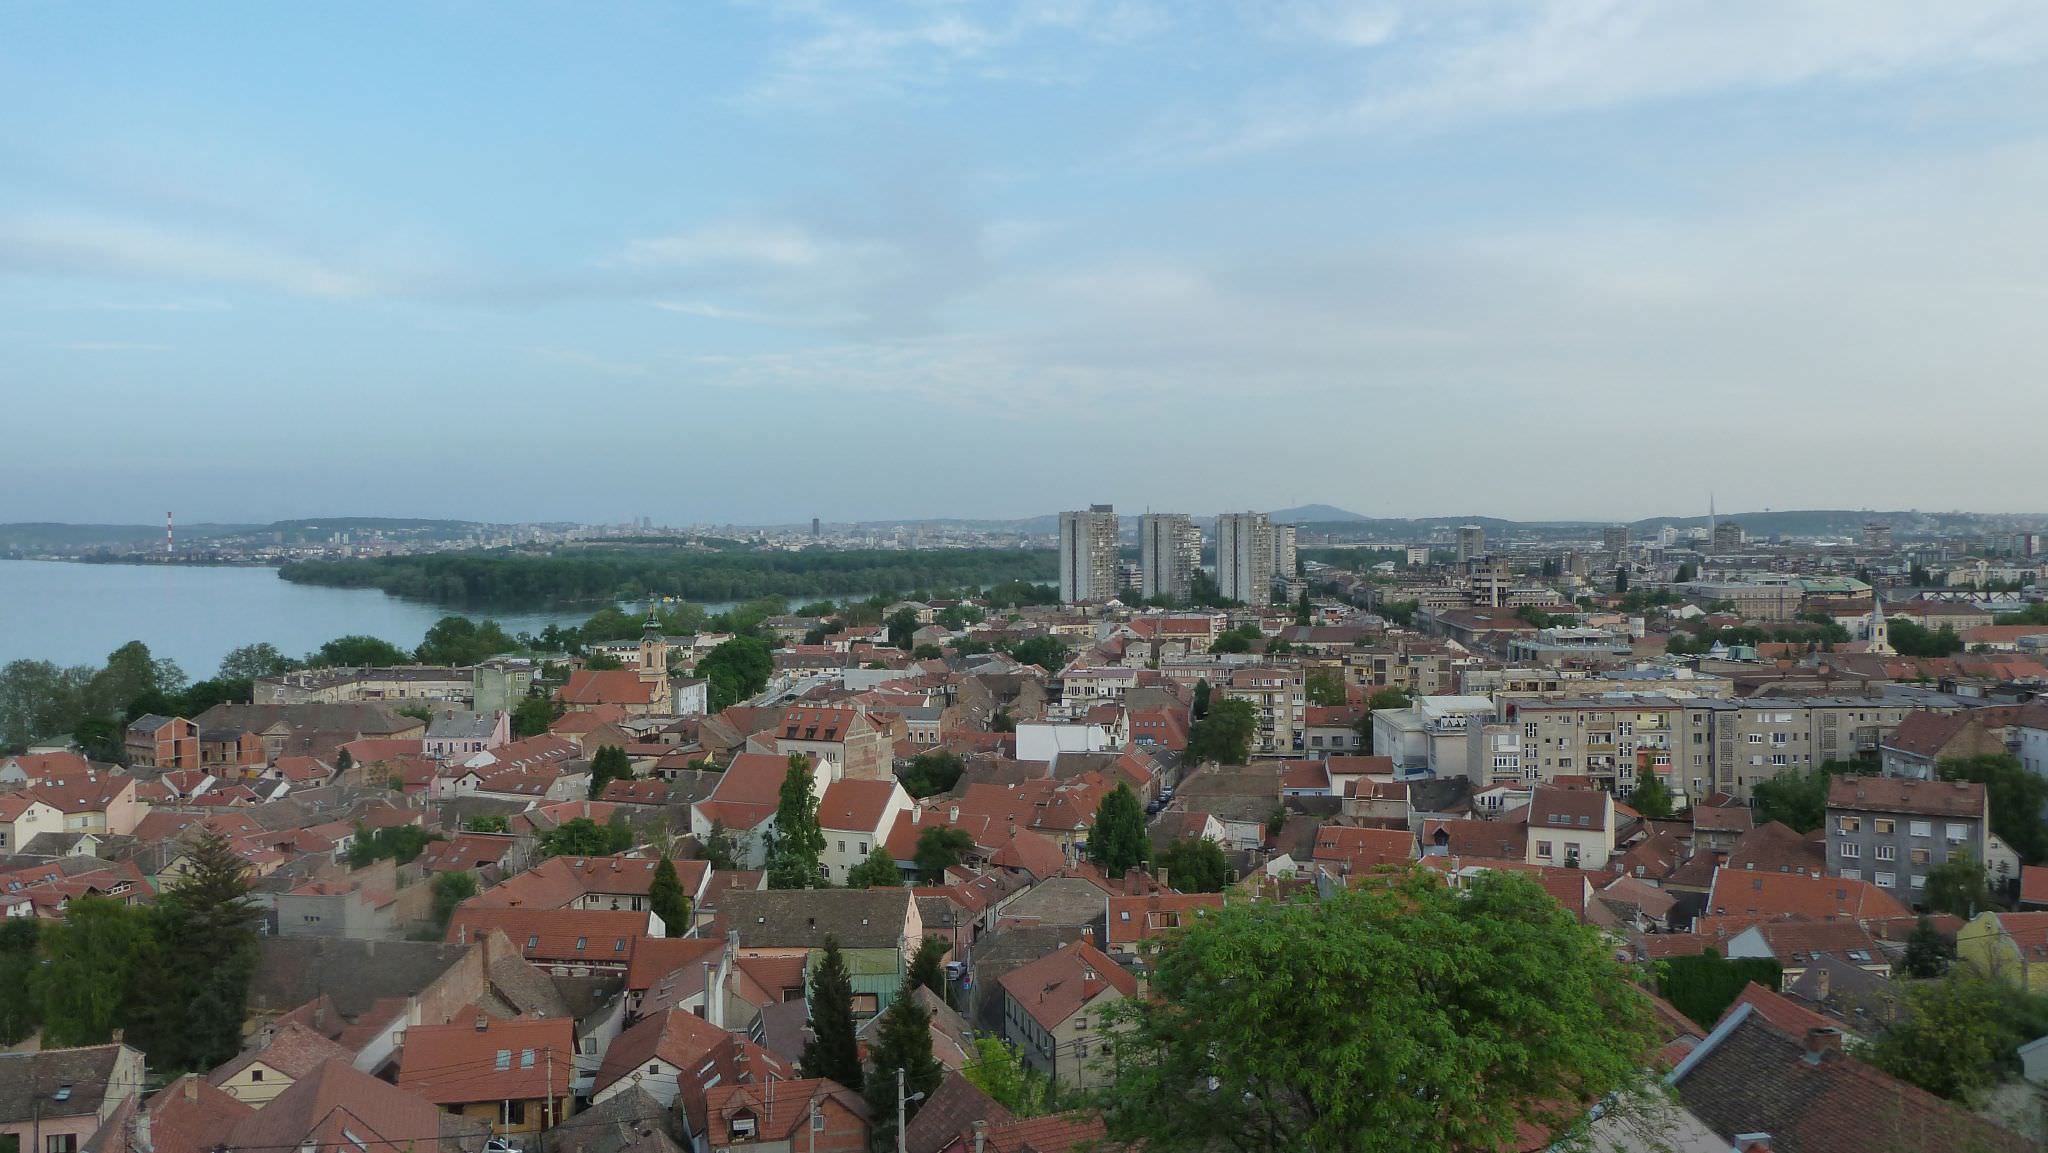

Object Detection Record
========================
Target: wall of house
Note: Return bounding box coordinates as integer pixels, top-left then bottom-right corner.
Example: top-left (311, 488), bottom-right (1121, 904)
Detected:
top-left (215, 1061), bottom-right (293, 1105)
top-left (1527, 826), bottom-right (1610, 868)
top-left (593, 1057), bottom-right (683, 1108)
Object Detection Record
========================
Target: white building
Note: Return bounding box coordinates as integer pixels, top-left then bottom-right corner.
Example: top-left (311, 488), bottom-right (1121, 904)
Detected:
top-left (1372, 695), bottom-right (1496, 777)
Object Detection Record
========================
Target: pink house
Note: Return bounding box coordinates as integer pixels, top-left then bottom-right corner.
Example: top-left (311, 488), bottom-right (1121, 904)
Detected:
top-left (0, 1043), bottom-right (146, 1153)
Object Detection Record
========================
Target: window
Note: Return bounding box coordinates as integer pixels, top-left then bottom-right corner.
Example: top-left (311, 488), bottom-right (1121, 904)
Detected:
top-left (1839, 843), bottom-right (1860, 859)
top-left (1910, 848), bottom-right (1931, 865)
top-left (1874, 871), bottom-right (1895, 888)
top-left (1536, 841), bottom-right (1553, 859)
top-left (1874, 818), bottom-right (1895, 834)
top-left (48, 1137), bottom-right (78, 1153)
top-left (1840, 867), bottom-right (1860, 880)
top-left (837, 841), bottom-right (846, 853)
top-left (1875, 844), bottom-right (1895, 861)
top-left (250, 1069), bottom-right (264, 1082)
top-left (527, 934), bottom-right (539, 948)
top-left (495, 1049), bottom-right (512, 1071)
top-left (575, 936), bottom-right (587, 950)
top-left (1771, 755), bottom-right (1788, 766)
top-left (1747, 734), bottom-right (1764, 744)
top-left (650, 1062), bottom-right (662, 1074)
top-left (1947, 823), bottom-right (1969, 842)
top-left (501, 1101), bottom-right (526, 1126)
top-left (1910, 874), bottom-right (1927, 890)
top-left (1075, 1016), bottom-right (1088, 1031)
top-left (851, 994), bottom-right (880, 1015)
top-left (813, 1108), bottom-right (827, 1132)
top-left (1772, 733), bottom-right (1788, 746)
top-left (1910, 821), bottom-right (1931, 838)
top-left (1838, 816), bottom-right (1861, 833)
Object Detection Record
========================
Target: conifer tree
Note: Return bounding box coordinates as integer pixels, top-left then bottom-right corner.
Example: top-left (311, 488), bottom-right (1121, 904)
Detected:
top-left (863, 977), bottom-right (944, 1152)
top-left (648, 854), bottom-right (689, 932)
top-left (801, 936), bottom-right (863, 1090)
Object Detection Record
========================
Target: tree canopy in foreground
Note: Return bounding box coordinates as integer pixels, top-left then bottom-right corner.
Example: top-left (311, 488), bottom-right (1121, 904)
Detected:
top-left (1097, 868), bottom-right (1655, 1153)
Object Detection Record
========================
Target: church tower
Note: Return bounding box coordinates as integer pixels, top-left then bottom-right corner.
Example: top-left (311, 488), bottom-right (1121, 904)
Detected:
top-left (1867, 588), bottom-right (1893, 655)
top-left (638, 609), bottom-right (671, 705)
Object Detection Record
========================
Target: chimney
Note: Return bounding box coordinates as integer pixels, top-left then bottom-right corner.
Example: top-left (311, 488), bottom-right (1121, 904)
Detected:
top-left (1814, 965), bottom-right (1830, 999)
top-left (972, 1120), bottom-right (988, 1153)
top-left (1157, 867), bottom-right (1169, 890)
top-left (1081, 925), bottom-right (1094, 943)
top-left (183, 1075), bottom-right (199, 1103)
top-left (475, 1014), bottom-right (490, 1032)
top-left (111, 1028), bottom-right (124, 1043)
top-left (1802, 1027), bottom-right (1842, 1065)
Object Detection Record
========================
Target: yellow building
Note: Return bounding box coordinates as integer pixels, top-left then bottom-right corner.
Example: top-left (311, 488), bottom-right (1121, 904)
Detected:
top-left (1956, 910), bottom-right (2048, 991)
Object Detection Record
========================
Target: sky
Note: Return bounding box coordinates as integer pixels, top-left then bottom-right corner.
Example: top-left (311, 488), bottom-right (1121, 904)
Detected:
top-left (4, 1), bottom-right (2047, 526)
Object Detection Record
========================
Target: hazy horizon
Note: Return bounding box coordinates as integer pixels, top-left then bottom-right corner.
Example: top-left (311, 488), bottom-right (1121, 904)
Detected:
top-left (6, 3), bottom-right (2047, 525)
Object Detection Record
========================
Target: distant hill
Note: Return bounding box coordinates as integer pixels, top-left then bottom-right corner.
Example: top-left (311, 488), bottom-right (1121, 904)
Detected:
top-left (1268, 504), bottom-right (1369, 524)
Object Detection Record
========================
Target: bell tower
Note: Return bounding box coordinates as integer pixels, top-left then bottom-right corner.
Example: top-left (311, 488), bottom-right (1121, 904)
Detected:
top-left (638, 608), bottom-right (671, 705)
top-left (1867, 588), bottom-right (1893, 656)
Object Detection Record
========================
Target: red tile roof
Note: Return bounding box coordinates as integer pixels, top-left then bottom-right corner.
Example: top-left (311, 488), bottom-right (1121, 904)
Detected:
top-left (560, 669), bottom-right (659, 707)
top-left (1105, 893), bottom-right (1224, 949)
top-left (399, 1015), bottom-right (573, 1104)
top-left (1704, 871), bottom-right (1911, 928)
top-left (1827, 775), bottom-right (1986, 819)
top-left (819, 778), bottom-right (901, 834)
top-left (1311, 825), bottom-right (1417, 875)
top-left (444, 907), bottom-right (654, 964)
top-left (996, 940), bottom-right (1137, 1031)
top-left (2021, 864), bottom-right (2048, 906)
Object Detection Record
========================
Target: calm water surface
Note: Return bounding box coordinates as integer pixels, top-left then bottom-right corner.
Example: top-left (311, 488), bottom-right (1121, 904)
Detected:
top-left (0, 559), bottom-right (602, 675)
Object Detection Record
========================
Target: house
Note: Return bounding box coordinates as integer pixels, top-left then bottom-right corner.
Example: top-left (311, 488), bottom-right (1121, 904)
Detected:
top-left (277, 877), bottom-right (403, 940)
top-left (589, 1007), bottom-right (753, 1126)
top-left (774, 706), bottom-right (891, 782)
top-left (0, 1043), bottom-right (146, 1153)
top-left (704, 1078), bottom-right (869, 1152)
top-left (1669, 1004), bottom-right (2033, 1152)
top-left (1701, 871), bottom-right (1911, 936)
top-left (1312, 825), bottom-right (1418, 879)
top-left (1721, 920), bottom-right (1888, 987)
top-left (1523, 786), bottom-right (1615, 869)
top-left (722, 888), bottom-right (923, 1018)
top-left (208, 1022), bottom-right (358, 1105)
top-left (125, 713), bottom-right (199, 769)
top-left (537, 1088), bottom-right (684, 1153)
top-left (445, 907), bottom-right (662, 975)
top-left (223, 1059), bottom-right (479, 1153)
top-left (399, 1014), bottom-right (576, 1135)
top-left (1104, 893), bottom-right (1223, 957)
top-left (1957, 910), bottom-right (2048, 992)
top-left (1878, 711), bottom-right (2008, 779)
top-left (1825, 776), bottom-right (1990, 898)
top-left (1301, 705), bottom-right (1366, 756)
top-left (691, 753), bottom-right (828, 867)
top-left (996, 940), bottom-right (1135, 1089)
top-left (817, 777), bottom-right (912, 885)
top-left (16, 765), bottom-right (146, 836)
top-left (0, 791), bottom-right (65, 854)
top-left (422, 709), bottom-right (510, 760)
top-left (128, 1075), bottom-right (255, 1153)
top-left (469, 854), bottom-right (712, 921)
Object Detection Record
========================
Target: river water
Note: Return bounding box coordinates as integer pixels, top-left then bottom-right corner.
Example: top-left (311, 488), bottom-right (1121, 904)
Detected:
top-left (0, 559), bottom-right (611, 676)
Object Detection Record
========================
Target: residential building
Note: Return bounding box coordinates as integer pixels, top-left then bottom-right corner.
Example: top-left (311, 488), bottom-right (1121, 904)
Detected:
top-left (722, 888), bottom-right (923, 1017)
top-left (0, 1043), bottom-right (146, 1153)
top-left (705, 1079), bottom-right (869, 1152)
top-left (1825, 777), bottom-right (1989, 897)
top-left (1957, 911), bottom-right (2048, 992)
top-left (1138, 513), bottom-right (1201, 602)
top-left (125, 714), bottom-right (198, 769)
top-left (399, 1015), bottom-right (576, 1135)
top-left (774, 706), bottom-right (891, 782)
top-left (1214, 512), bottom-right (1274, 607)
top-left (1601, 524), bottom-right (1629, 555)
top-left (223, 1059), bottom-right (474, 1153)
top-left (1219, 665), bottom-right (1303, 756)
top-left (997, 940), bottom-right (1136, 1089)
top-left (1878, 711), bottom-right (2008, 780)
top-left (1371, 695), bottom-right (1494, 776)
top-left (210, 1023), bottom-right (358, 1105)
top-left (1057, 506), bottom-right (1119, 605)
top-left (818, 777), bottom-right (913, 885)
top-left (1270, 522), bottom-right (1297, 580)
top-left (1524, 787), bottom-right (1616, 869)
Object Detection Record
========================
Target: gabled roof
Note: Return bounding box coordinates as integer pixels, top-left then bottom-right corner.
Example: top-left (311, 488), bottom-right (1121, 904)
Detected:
top-left (721, 888), bottom-right (913, 950)
top-left (1722, 820), bottom-right (1826, 877)
top-left (0, 1044), bottom-right (128, 1124)
top-left (208, 1022), bottom-right (355, 1086)
top-left (1880, 711), bottom-right (1974, 759)
top-left (593, 1008), bottom-right (732, 1097)
top-left (1704, 870), bottom-right (1911, 928)
top-left (145, 1074), bottom-right (255, 1153)
top-left (1311, 825), bottom-right (1417, 875)
top-left (1826, 775), bottom-right (1985, 819)
top-left (226, 1059), bottom-right (450, 1153)
top-left (819, 778), bottom-right (901, 834)
top-left (1105, 892), bottom-right (1224, 949)
top-left (444, 907), bottom-right (653, 963)
top-left (705, 1077), bottom-right (868, 1142)
top-left (399, 1016), bottom-right (573, 1104)
top-left (560, 669), bottom-right (659, 707)
top-left (996, 940), bottom-right (1136, 1031)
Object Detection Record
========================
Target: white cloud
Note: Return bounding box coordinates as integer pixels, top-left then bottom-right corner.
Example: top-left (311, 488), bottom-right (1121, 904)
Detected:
top-left (0, 215), bottom-right (370, 297)
top-left (1220, 1), bottom-right (2048, 150)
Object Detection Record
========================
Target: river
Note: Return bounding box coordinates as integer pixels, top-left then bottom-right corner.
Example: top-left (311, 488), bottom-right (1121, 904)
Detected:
top-left (0, 559), bottom-right (621, 676)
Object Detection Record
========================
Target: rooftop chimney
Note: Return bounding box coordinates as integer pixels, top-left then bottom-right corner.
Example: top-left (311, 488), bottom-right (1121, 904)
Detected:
top-left (1814, 965), bottom-right (1830, 999)
top-left (1802, 1027), bottom-right (1843, 1065)
top-left (475, 1014), bottom-right (490, 1032)
top-left (972, 1120), bottom-right (988, 1153)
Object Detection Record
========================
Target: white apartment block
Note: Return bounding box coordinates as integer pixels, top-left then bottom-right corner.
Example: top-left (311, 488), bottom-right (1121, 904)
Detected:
top-left (1058, 505), bottom-right (1119, 605)
top-left (1215, 512), bottom-right (1274, 607)
top-left (1139, 513), bottom-right (1202, 601)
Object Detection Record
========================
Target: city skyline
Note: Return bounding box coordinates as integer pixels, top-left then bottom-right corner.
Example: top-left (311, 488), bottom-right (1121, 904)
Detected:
top-left (5, 5), bottom-right (2048, 524)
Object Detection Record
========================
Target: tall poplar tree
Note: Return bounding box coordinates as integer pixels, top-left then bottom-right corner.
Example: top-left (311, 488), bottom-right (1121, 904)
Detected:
top-left (801, 936), bottom-right (863, 1090)
top-left (767, 755), bottom-right (826, 889)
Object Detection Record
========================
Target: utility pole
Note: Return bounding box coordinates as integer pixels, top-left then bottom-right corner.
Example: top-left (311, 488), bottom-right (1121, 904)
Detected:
top-left (542, 1046), bottom-right (555, 1152)
top-left (896, 1067), bottom-right (906, 1153)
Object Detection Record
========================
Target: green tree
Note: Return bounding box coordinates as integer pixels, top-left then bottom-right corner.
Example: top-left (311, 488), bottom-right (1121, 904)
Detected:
top-left (1296, 588), bottom-right (1312, 626)
top-left (510, 694), bottom-right (561, 739)
top-left (415, 615), bottom-right (514, 666)
top-left (1208, 625), bottom-right (1260, 654)
top-left (1868, 971), bottom-right (2008, 1101)
top-left (432, 870), bottom-right (478, 928)
top-left (217, 643), bottom-right (298, 681)
top-left (900, 751), bottom-right (965, 799)
top-left (1097, 869), bottom-right (1656, 1153)
top-left (1191, 679), bottom-right (1210, 720)
top-left (0, 919), bottom-right (42, 1044)
top-left (348, 823), bottom-right (441, 868)
top-left (1656, 950), bottom-right (1781, 1028)
top-left (863, 977), bottom-right (945, 1153)
top-left (1751, 760), bottom-right (1866, 834)
top-left (698, 635), bottom-right (774, 710)
top-left (1899, 914), bottom-right (1953, 978)
top-left (912, 643), bottom-right (944, 660)
top-left (87, 640), bottom-right (185, 719)
top-left (1007, 635), bottom-right (1071, 672)
top-left (588, 744), bottom-right (634, 799)
top-left (696, 820), bottom-right (742, 870)
top-left (1155, 837), bottom-right (1229, 892)
top-left (1939, 754), bottom-right (2048, 863)
top-left (1922, 853), bottom-right (1992, 918)
top-left (647, 855), bottom-right (690, 931)
top-left (1365, 686), bottom-right (1410, 710)
top-left (310, 634), bottom-right (410, 667)
top-left (887, 608), bottom-right (921, 651)
top-left (1675, 561), bottom-right (1698, 582)
top-left (145, 827), bottom-right (264, 1068)
top-left (584, 650), bottom-right (626, 671)
top-left (537, 816), bottom-right (632, 857)
top-left (908, 935), bottom-right (948, 1000)
top-left (961, 1036), bottom-right (1047, 1117)
top-left (1088, 783), bottom-right (1151, 876)
top-left (766, 755), bottom-right (826, 889)
top-left (1614, 567), bottom-right (1629, 594)
top-left (39, 897), bottom-right (152, 1048)
top-left (466, 815), bottom-right (509, 834)
top-left (801, 936), bottom-right (863, 1090)
top-left (1629, 774), bottom-right (1675, 821)
top-left (845, 847), bottom-right (903, 888)
top-left (1186, 698), bottom-right (1256, 765)
top-left (989, 707), bottom-right (1015, 733)
top-left (914, 825), bottom-right (974, 881)
top-left (1304, 669), bottom-right (1347, 708)
top-left (0, 659), bottom-right (91, 754)
top-left (1888, 619), bottom-right (1964, 658)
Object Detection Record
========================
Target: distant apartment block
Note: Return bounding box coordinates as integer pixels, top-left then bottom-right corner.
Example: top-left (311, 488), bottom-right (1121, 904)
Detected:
top-left (1602, 524), bottom-right (1629, 555)
top-left (1057, 505), bottom-right (1119, 605)
top-left (1826, 777), bottom-right (1990, 898)
top-left (1271, 523), bottom-right (1298, 580)
top-left (1138, 513), bottom-right (1201, 602)
top-left (1215, 512), bottom-right (1274, 607)
top-left (1456, 525), bottom-right (1486, 563)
